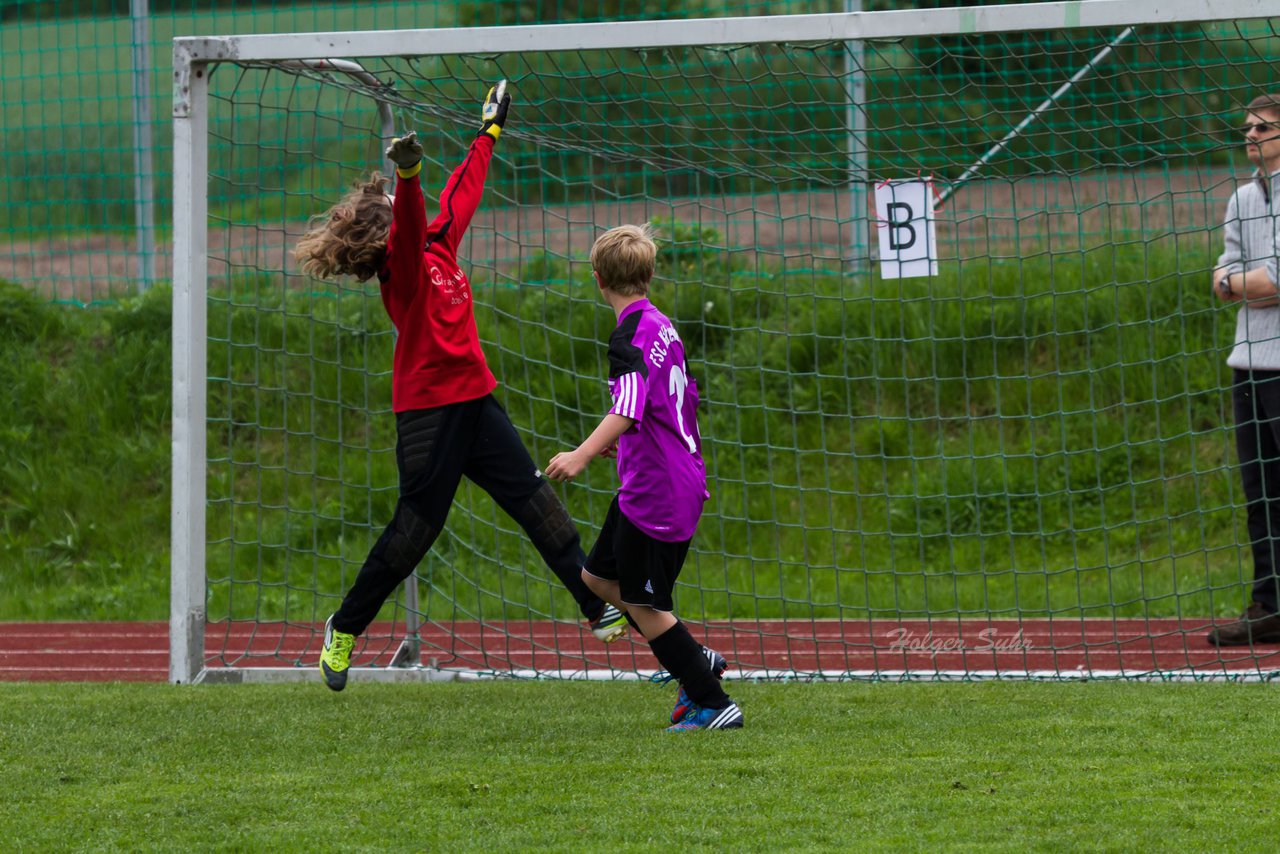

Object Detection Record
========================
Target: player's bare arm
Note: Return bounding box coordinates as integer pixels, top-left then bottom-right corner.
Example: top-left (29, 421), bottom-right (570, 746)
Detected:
top-left (545, 413), bottom-right (635, 481)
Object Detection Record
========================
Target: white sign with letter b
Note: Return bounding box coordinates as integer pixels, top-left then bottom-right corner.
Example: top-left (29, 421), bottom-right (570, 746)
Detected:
top-left (873, 179), bottom-right (938, 279)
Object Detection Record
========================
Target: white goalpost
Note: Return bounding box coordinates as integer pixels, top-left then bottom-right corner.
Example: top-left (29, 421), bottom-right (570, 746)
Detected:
top-left (173, 0), bottom-right (1280, 684)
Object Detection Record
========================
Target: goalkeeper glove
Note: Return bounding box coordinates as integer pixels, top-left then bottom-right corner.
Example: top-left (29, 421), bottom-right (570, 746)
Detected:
top-left (479, 80), bottom-right (511, 141)
top-left (385, 131), bottom-right (424, 179)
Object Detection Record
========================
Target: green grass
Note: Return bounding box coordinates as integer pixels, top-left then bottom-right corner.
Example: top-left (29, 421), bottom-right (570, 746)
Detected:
top-left (1, 680), bottom-right (1274, 851)
top-left (0, 282), bottom-right (171, 619)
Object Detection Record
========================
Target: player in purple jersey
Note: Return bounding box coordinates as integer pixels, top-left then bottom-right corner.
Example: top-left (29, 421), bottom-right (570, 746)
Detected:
top-left (545, 224), bottom-right (742, 731)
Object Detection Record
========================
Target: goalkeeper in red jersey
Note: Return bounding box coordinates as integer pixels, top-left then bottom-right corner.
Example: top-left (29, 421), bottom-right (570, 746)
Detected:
top-left (295, 82), bottom-right (627, 691)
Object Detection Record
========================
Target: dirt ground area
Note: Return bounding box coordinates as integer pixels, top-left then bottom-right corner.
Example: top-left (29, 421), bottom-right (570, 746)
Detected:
top-left (0, 168), bottom-right (1239, 303)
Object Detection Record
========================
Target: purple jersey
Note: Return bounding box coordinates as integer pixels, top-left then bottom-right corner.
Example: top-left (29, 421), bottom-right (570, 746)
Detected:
top-left (606, 299), bottom-right (708, 541)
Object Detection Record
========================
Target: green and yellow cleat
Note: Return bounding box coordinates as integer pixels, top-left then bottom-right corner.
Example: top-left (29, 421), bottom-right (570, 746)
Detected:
top-left (589, 604), bottom-right (628, 644)
top-left (319, 615), bottom-right (356, 691)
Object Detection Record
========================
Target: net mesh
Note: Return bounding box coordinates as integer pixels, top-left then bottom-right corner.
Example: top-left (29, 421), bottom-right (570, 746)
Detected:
top-left (199, 15), bottom-right (1280, 678)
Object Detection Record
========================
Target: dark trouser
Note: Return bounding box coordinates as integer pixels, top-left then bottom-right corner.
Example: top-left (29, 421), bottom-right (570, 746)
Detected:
top-left (332, 394), bottom-right (603, 635)
top-left (1233, 369), bottom-right (1280, 613)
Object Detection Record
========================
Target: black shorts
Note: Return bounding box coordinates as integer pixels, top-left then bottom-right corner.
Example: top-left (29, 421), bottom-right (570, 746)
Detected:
top-left (583, 496), bottom-right (692, 612)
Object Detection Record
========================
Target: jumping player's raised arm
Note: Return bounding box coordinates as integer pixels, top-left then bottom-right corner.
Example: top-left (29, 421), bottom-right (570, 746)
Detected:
top-left (382, 132), bottom-right (428, 297)
top-left (424, 81), bottom-right (511, 265)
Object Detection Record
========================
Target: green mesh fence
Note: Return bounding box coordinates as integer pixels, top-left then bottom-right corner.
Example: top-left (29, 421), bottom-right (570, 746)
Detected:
top-left (6, 1), bottom-right (1274, 301)
top-left (7, 1), bottom-right (1280, 678)
top-left (171, 8), bottom-right (1280, 679)
top-left (4, 0), bottom-right (797, 303)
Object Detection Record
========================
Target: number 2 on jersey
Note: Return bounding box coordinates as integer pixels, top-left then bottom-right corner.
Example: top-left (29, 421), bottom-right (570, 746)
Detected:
top-left (668, 363), bottom-right (698, 453)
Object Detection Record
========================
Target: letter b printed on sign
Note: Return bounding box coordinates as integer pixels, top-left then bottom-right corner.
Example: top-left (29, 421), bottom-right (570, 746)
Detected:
top-left (886, 202), bottom-right (916, 251)
top-left (873, 179), bottom-right (938, 279)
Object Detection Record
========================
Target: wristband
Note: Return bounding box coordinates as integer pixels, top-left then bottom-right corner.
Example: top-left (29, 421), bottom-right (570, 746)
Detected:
top-left (1219, 274), bottom-right (1233, 299)
top-left (396, 161), bottom-right (422, 179)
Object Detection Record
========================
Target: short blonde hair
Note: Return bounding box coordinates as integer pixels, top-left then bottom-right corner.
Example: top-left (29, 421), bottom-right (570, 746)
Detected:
top-left (591, 224), bottom-right (656, 296)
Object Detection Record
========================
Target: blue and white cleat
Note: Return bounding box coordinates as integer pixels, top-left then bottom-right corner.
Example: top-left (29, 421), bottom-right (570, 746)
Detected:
top-left (666, 701), bottom-right (744, 732)
top-left (654, 646), bottom-right (728, 724)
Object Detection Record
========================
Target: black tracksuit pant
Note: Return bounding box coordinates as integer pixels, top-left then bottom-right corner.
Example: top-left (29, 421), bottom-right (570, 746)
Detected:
top-left (331, 394), bottom-right (603, 635)
top-left (1233, 369), bottom-right (1280, 613)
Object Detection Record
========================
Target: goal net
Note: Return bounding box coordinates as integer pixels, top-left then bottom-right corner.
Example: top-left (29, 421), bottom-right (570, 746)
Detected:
top-left (171, 0), bottom-right (1280, 683)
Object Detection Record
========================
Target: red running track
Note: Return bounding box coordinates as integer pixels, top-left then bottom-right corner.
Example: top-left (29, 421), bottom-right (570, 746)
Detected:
top-left (4, 619), bottom-right (1280, 681)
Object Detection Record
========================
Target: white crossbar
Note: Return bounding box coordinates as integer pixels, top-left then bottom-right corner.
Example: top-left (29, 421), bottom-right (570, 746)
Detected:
top-left (174, 0), bottom-right (1275, 63)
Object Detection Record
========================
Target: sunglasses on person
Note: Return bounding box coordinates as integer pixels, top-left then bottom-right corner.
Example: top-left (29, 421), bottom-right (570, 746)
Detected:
top-left (1241, 122), bottom-right (1276, 136)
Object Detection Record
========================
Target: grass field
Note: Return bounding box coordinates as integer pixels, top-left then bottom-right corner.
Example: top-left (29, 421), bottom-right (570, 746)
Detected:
top-left (3, 680), bottom-right (1274, 851)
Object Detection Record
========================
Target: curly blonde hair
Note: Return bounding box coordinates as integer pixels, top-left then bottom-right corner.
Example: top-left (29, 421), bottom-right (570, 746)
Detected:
top-left (294, 172), bottom-right (393, 281)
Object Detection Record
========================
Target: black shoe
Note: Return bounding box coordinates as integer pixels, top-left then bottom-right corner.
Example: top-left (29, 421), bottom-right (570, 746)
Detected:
top-left (1206, 602), bottom-right (1280, 646)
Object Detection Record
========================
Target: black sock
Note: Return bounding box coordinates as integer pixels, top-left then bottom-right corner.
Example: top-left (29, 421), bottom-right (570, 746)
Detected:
top-left (624, 611), bottom-right (641, 632)
top-left (649, 621), bottom-right (730, 710)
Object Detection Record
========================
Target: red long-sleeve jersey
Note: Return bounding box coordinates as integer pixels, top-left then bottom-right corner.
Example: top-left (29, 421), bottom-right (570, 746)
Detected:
top-left (377, 134), bottom-right (498, 412)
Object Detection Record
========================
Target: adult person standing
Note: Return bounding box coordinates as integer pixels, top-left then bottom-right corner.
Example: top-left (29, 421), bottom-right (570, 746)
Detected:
top-left (1208, 94), bottom-right (1280, 646)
